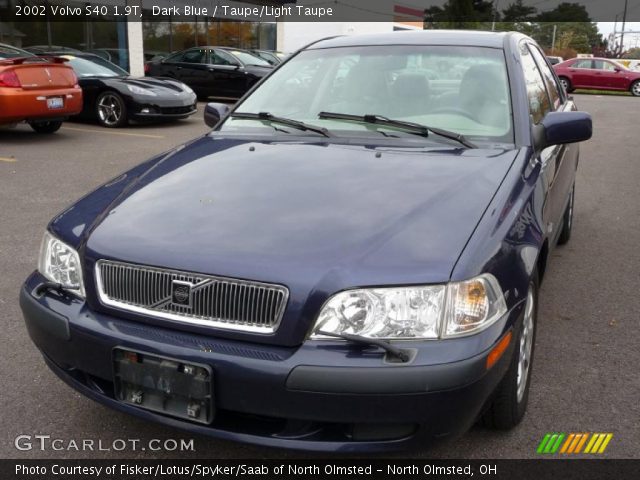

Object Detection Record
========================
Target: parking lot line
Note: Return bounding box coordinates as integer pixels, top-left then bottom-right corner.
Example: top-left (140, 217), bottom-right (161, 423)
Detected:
top-left (61, 126), bottom-right (165, 139)
top-left (0, 156), bottom-right (17, 162)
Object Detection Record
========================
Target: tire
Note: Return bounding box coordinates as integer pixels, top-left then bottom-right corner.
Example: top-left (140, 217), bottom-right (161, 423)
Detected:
top-left (481, 271), bottom-right (538, 430)
top-left (557, 184), bottom-right (575, 245)
top-left (96, 91), bottom-right (128, 128)
top-left (631, 80), bottom-right (640, 97)
top-left (559, 76), bottom-right (573, 93)
top-left (28, 120), bottom-right (62, 134)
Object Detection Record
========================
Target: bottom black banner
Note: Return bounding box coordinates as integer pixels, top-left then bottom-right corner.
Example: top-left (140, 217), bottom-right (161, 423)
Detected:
top-left (2, 459), bottom-right (638, 480)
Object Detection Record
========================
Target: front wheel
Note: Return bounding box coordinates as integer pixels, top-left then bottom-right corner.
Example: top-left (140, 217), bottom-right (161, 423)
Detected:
top-left (96, 91), bottom-right (128, 127)
top-left (481, 272), bottom-right (538, 430)
top-left (630, 80), bottom-right (640, 97)
top-left (28, 120), bottom-right (62, 134)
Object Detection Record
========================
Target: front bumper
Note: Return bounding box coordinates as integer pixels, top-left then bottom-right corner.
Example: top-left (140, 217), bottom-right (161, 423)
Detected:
top-left (128, 93), bottom-right (197, 121)
top-left (20, 272), bottom-right (523, 452)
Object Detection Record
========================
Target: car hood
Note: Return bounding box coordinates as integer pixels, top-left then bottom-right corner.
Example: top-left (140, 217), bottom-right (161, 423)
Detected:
top-left (86, 135), bottom-right (517, 289)
top-left (82, 135), bottom-right (518, 345)
top-left (102, 76), bottom-right (192, 95)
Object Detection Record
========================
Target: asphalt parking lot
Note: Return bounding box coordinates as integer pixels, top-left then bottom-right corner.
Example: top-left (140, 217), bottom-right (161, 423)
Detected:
top-left (1, 95), bottom-right (638, 459)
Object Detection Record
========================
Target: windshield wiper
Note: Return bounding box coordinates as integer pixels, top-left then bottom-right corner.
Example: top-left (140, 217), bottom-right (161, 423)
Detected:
top-left (231, 112), bottom-right (333, 138)
top-left (318, 111), bottom-right (477, 149)
top-left (315, 330), bottom-right (411, 363)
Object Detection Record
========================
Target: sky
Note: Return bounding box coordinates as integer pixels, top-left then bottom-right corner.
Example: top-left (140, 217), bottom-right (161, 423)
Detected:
top-left (598, 22), bottom-right (640, 49)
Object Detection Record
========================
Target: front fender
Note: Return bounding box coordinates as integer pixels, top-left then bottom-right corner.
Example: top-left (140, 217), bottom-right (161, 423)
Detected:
top-left (451, 147), bottom-right (546, 311)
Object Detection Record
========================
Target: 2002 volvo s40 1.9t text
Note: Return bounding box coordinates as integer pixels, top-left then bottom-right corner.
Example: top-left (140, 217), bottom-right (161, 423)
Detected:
top-left (21, 31), bottom-right (592, 451)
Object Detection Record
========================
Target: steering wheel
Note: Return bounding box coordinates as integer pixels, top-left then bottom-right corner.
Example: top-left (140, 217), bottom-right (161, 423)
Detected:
top-left (428, 106), bottom-right (478, 122)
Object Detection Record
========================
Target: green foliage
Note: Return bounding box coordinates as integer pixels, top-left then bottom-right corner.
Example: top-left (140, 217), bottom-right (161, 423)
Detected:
top-left (623, 48), bottom-right (640, 59)
top-left (425, 0), bottom-right (604, 55)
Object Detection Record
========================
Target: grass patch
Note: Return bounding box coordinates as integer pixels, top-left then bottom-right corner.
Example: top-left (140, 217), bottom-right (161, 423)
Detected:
top-left (573, 89), bottom-right (632, 97)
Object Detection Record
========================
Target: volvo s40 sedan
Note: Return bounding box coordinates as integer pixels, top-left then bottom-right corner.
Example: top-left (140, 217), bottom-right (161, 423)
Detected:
top-left (21, 31), bottom-right (592, 451)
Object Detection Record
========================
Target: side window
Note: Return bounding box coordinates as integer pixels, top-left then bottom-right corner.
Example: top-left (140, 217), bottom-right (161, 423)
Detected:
top-left (181, 49), bottom-right (205, 64)
top-left (594, 60), bottom-right (617, 71)
top-left (164, 51), bottom-right (184, 63)
top-left (519, 42), bottom-right (551, 124)
top-left (528, 45), bottom-right (562, 109)
top-left (572, 59), bottom-right (593, 69)
top-left (213, 50), bottom-right (239, 66)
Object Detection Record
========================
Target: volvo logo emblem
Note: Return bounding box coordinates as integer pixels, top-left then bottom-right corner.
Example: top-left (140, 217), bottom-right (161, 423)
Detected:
top-left (171, 280), bottom-right (192, 307)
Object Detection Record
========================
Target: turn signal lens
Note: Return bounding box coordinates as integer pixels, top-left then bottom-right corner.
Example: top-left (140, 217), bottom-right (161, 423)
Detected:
top-left (486, 331), bottom-right (512, 370)
top-left (444, 274), bottom-right (507, 337)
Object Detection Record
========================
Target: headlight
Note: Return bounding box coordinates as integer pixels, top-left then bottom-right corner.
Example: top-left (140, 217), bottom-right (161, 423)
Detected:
top-left (37, 232), bottom-right (85, 298)
top-left (127, 84), bottom-right (156, 96)
top-left (310, 274), bottom-right (506, 340)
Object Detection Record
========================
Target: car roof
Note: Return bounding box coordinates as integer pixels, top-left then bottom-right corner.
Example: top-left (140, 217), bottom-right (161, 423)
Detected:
top-left (308, 30), bottom-right (514, 50)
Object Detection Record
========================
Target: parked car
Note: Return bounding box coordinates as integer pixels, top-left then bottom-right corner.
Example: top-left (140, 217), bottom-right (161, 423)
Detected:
top-left (20, 30), bottom-right (591, 451)
top-left (146, 46), bottom-right (273, 100)
top-left (546, 55), bottom-right (563, 65)
top-left (0, 44), bottom-right (82, 133)
top-left (24, 45), bottom-right (83, 55)
top-left (250, 49), bottom-right (288, 66)
top-left (43, 53), bottom-right (196, 127)
top-left (554, 57), bottom-right (640, 96)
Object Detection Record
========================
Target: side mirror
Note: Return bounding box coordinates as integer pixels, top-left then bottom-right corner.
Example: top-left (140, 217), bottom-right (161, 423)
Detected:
top-left (535, 111), bottom-right (592, 150)
top-left (204, 102), bottom-right (231, 128)
top-left (614, 67), bottom-right (621, 72)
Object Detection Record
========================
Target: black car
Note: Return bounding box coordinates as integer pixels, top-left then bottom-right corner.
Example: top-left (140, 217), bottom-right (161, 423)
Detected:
top-left (49, 53), bottom-right (197, 127)
top-left (146, 46), bottom-right (273, 101)
top-left (250, 50), bottom-right (288, 66)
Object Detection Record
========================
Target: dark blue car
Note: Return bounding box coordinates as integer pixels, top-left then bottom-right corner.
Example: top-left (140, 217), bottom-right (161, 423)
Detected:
top-left (20, 30), bottom-right (592, 451)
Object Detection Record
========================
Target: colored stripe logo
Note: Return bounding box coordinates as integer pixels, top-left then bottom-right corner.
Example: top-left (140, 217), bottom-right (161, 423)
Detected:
top-left (537, 433), bottom-right (613, 454)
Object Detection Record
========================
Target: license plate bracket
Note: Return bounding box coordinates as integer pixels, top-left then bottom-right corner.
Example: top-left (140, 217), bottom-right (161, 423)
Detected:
top-left (113, 348), bottom-right (214, 424)
top-left (47, 97), bottom-right (64, 109)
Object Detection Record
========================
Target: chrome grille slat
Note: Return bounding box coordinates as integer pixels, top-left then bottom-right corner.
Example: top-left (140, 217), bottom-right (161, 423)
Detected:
top-left (95, 260), bottom-right (288, 333)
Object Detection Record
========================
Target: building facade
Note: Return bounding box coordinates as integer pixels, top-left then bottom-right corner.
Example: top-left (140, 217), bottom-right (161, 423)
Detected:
top-left (0, 1), bottom-right (424, 76)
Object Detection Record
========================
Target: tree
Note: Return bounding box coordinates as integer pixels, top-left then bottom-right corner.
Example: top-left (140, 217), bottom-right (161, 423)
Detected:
top-left (623, 48), bottom-right (640, 59)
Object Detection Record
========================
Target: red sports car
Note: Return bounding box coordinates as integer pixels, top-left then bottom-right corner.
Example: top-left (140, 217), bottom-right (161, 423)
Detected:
top-left (553, 57), bottom-right (640, 97)
top-left (0, 44), bottom-right (82, 133)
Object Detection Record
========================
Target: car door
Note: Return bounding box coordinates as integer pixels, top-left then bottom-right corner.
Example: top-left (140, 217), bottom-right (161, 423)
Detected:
top-left (155, 49), bottom-right (206, 91)
top-left (593, 59), bottom-right (627, 90)
top-left (521, 42), bottom-right (574, 244)
top-left (209, 49), bottom-right (249, 99)
top-left (567, 58), bottom-right (594, 88)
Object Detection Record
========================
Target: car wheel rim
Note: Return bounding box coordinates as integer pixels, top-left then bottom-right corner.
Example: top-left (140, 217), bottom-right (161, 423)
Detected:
top-left (633, 83), bottom-right (640, 96)
top-left (98, 94), bottom-right (122, 125)
top-left (561, 79), bottom-right (568, 90)
top-left (517, 286), bottom-right (535, 403)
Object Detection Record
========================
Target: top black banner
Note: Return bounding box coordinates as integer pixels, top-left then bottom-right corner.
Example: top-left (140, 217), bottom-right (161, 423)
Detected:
top-left (1, 0), bottom-right (639, 22)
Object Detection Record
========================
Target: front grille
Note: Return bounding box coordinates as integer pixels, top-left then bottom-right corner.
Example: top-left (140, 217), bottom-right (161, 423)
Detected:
top-left (95, 260), bottom-right (288, 333)
top-left (160, 105), bottom-right (196, 115)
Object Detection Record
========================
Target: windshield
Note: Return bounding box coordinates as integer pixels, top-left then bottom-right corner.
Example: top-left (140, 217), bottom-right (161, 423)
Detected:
top-left (222, 45), bottom-right (513, 144)
top-left (228, 50), bottom-right (272, 67)
top-left (62, 55), bottom-right (128, 77)
top-left (0, 45), bottom-right (34, 59)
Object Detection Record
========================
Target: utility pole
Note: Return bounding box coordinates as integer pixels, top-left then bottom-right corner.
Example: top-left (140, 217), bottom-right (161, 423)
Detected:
top-left (619, 0), bottom-right (628, 57)
top-left (551, 24), bottom-right (557, 54)
top-left (491, 0), bottom-right (500, 31)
